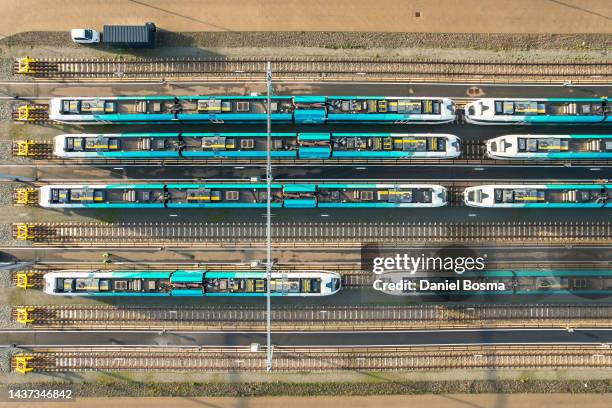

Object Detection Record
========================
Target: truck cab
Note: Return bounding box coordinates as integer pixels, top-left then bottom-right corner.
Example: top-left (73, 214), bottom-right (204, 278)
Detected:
top-left (71, 28), bottom-right (100, 44)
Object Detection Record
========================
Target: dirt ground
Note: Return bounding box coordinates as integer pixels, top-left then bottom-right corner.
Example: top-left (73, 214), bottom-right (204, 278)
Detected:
top-left (3, 394), bottom-right (612, 408)
top-left (0, 0), bottom-right (610, 35)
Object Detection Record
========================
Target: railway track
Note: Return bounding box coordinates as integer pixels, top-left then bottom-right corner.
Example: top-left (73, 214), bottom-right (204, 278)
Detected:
top-left (13, 261), bottom-right (609, 291)
top-left (14, 57), bottom-right (612, 82)
top-left (12, 345), bottom-right (612, 372)
top-left (12, 140), bottom-right (612, 167)
top-left (12, 304), bottom-right (612, 330)
top-left (13, 221), bottom-right (612, 245)
top-left (10, 180), bottom-right (611, 208)
top-left (12, 263), bottom-right (367, 289)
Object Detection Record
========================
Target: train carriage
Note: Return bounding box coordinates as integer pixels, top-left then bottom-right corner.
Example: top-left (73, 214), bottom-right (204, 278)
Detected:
top-left (465, 97), bottom-right (610, 125)
top-left (38, 183), bottom-right (448, 209)
top-left (44, 270), bottom-right (342, 297)
top-left (377, 269), bottom-right (612, 296)
top-left (48, 95), bottom-right (456, 125)
top-left (464, 184), bottom-right (611, 208)
top-left (485, 134), bottom-right (612, 160)
top-left (53, 132), bottom-right (461, 159)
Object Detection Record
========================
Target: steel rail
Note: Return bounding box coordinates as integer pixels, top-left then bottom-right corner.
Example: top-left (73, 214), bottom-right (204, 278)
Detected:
top-left (13, 57), bottom-right (612, 82)
top-left (13, 344), bottom-right (612, 372)
top-left (13, 304), bottom-right (612, 330)
top-left (13, 221), bottom-right (612, 245)
top-left (13, 261), bottom-right (609, 290)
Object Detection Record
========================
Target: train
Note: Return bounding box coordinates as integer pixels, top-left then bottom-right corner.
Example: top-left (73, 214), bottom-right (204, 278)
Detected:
top-left (38, 183), bottom-right (449, 209)
top-left (376, 269), bottom-right (612, 296)
top-left (464, 184), bottom-right (610, 208)
top-left (53, 132), bottom-right (462, 159)
top-left (485, 134), bottom-right (612, 160)
top-left (464, 97), bottom-right (610, 125)
top-left (48, 95), bottom-right (456, 124)
top-left (43, 270), bottom-right (342, 297)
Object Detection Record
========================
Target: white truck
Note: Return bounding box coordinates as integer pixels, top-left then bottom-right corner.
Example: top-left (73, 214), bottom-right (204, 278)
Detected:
top-left (70, 28), bottom-right (101, 44)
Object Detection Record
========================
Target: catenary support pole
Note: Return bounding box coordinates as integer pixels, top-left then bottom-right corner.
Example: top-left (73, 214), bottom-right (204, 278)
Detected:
top-left (265, 61), bottom-right (273, 372)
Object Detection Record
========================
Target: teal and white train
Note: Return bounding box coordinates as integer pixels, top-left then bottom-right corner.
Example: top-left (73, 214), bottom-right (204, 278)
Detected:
top-left (38, 183), bottom-right (448, 209)
top-left (44, 270), bottom-right (342, 297)
top-left (464, 184), bottom-right (611, 208)
top-left (48, 95), bottom-right (456, 125)
top-left (53, 132), bottom-right (461, 159)
top-left (377, 269), bottom-right (612, 296)
top-left (465, 97), bottom-right (610, 125)
top-left (486, 134), bottom-right (612, 159)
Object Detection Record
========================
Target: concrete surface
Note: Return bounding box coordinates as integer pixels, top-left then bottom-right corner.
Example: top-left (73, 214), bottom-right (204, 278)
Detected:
top-left (4, 328), bottom-right (612, 347)
top-left (0, 0), bottom-right (610, 34)
top-left (3, 394), bottom-right (610, 408)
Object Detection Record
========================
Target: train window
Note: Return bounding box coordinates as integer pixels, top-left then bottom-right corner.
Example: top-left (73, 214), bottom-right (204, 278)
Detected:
top-left (73, 138), bottom-right (85, 151)
top-left (240, 139), bottom-right (255, 149)
top-left (578, 191), bottom-right (591, 202)
top-left (114, 280), bottom-right (128, 291)
top-left (495, 101), bottom-right (503, 114)
top-left (226, 191), bottom-right (239, 201)
top-left (152, 139), bottom-right (166, 150)
top-left (62, 279), bottom-right (74, 292)
top-left (108, 139), bottom-right (120, 150)
top-left (518, 138), bottom-right (526, 151)
top-left (57, 189), bottom-right (70, 203)
top-left (360, 191), bottom-right (374, 201)
top-left (61, 100), bottom-right (81, 114)
top-left (526, 139), bottom-right (538, 152)
top-left (99, 280), bottom-right (110, 291)
top-left (405, 138), bottom-right (426, 152)
top-left (236, 101), bottom-right (250, 112)
top-left (273, 138), bottom-right (284, 149)
top-left (94, 191), bottom-right (106, 202)
top-left (198, 100), bottom-right (222, 112)
top-left (572, 279), bottom-right (587, 289)
top-left (494, 189), bottom-right (504, 203)
top-left (503, 102), bottom-right (514, 115)
top-left (104, 101), bottom-right (117, 113)
top-left (202, 137), bottom-right (223, 150)
top-left (186, 188), bottom-right (211, 201)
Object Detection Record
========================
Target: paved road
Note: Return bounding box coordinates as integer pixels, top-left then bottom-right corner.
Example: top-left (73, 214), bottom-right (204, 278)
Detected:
top-left (0, 0), bottom-right (610, 34)
top-left (3, 204), bottom-right (612, 225)
top-left (3, 328), bottom-right (612, 348)
top-left (29, 395), bottom-right (612, 408)
top-left (2, 165), bottom-right (609, 182)
top-left (2, 81), bottom-right (610, 99)
top-left (2, 246), bottom-right (610, 264)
